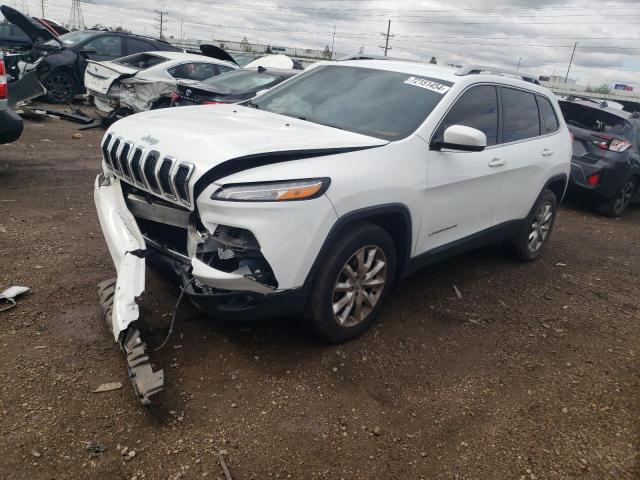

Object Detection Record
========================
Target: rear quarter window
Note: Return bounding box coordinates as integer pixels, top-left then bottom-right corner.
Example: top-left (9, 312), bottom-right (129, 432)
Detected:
top-left (502, 88), bottom-right (541, 143)
top-left (537, 96), bottom-right (560, 134)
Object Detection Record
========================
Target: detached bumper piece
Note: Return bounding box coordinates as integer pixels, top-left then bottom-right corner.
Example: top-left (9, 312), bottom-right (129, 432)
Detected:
top-left (98, 278), bottom-right (164, 406)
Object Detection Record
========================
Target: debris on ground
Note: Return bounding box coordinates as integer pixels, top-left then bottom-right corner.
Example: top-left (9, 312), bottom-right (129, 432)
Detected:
top-left (218, 451), bottom-right (233, 480)
top-left (84, 441), bottom-right (106, 457)
top-left (453, 284), bottom-right (463, 299)
top-left (0, 286), bottom-right (30, 312)
top-left (93, 382), bottom-right (124, 393)
top-left (72, 133), bottom-right (82, 140)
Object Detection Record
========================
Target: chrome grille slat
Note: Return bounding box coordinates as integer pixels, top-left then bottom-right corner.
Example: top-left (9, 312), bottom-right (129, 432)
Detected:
top-left (100, 134), bottom-right (194, 207)
top-left (158, 157), bottom-right (177, 200)
top-left (101, 133), bottom-right (113, 169)
top-left (109, 137), bottom-right (122, 173)
top-left (143, 151), bottom-right (161, 193)
top-left (119, 142), bottom-right (133, 180)
top-left (130, 148), bottom-right (146, 187)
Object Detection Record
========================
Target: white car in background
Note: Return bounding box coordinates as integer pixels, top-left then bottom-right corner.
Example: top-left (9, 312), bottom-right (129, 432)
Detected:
top-left (85, 51), bottom-right (238, 113)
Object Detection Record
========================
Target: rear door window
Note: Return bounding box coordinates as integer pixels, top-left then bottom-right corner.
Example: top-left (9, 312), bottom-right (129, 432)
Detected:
top-left (537, 96), bottom-right (560, 134)
top-left (436, 85), bottom-right (499, 146)
top-left (502, 88), bottom-right (541, 143)
top-left (126, 38), bottom-right (156, 55)
top-left (84, 35), bottom-right (123, 58)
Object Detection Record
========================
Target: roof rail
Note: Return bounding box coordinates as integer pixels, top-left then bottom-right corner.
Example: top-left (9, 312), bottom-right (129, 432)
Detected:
top-left (456, 65), bottom-right (540, 85)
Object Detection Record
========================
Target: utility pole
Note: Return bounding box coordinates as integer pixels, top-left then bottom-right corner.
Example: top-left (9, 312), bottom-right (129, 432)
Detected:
top-left (516, 57), bottom-right (522, 71)
top-left (565, 42), bottom-right (577, 83)
top-left (180, 18), bottom-right (184, 42)
top-left (40, 0), bottom-right (46, 18)
top-left (69, 0), bottom-right (86, 30)
top-left (330, 25), bottom-right (336, 59)
top-left (379, 20), bottom-right (394, 56)
top-left (154, 10), bottom-right (168, 41)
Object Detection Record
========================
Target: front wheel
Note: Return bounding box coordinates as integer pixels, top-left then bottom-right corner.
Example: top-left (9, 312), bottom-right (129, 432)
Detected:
top-left (43, 70), bottom-right (77, 104)
top-left (305, 223), bottom-right (397, 343)
top-left (508, 189), bottom-right (558, 262)
top-left (597, 178), bottom-right (637, 218)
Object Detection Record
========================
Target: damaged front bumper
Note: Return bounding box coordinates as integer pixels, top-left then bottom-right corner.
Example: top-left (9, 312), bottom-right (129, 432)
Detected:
top-left (94, 174), bottom-right (280, 341)
top-left (95, 174), bottom-right (288, 404)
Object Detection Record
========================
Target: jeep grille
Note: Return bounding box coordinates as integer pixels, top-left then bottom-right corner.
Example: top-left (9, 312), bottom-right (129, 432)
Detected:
top-left (101, 133), bottom-right (195, 207)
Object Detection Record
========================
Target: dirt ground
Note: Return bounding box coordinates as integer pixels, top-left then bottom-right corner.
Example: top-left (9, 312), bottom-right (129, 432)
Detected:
top-left (0, 111), bottom-right (638, 480)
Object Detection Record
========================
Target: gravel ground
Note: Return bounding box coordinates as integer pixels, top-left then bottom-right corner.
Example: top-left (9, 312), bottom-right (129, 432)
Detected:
top-left (0, 112), bottom-right (638, 480)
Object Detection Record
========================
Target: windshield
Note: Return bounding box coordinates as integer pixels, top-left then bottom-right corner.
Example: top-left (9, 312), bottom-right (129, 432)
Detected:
top-left (45, 30), bottom-right (95, 47)
top-left (251, 65), bottom-right (452, 140)
top-left (204, 70), bottom-right (282, 92)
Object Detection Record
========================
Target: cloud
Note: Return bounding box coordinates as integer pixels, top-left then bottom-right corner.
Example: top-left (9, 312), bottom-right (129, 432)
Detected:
top-left (13, 0), bottom-right (640, 84)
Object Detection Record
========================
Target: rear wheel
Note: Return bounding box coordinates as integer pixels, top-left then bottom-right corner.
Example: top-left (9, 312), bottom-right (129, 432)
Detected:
top-left (507, 189), bottom-right (558, 262)
top-left (43, 70), bottom-right (76, 104)
top-left (597, 178), bottom-right (637, 217)
top-left (305, 223), bottom-right (396, 343)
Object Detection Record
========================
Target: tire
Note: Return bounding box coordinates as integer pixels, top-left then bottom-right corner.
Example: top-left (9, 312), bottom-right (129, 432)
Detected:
top-left (508, 189), bottom-right (558, 262)
top-left (597, 178), bottom-right (637, 218)
top-left (43, 70), bottom-right (77, 104)
top-left (305, 222), bottom-right (397, 344)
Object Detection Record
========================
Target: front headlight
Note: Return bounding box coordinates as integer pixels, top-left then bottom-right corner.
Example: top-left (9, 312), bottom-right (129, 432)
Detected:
top-left (211, 178), bottom-right (330, 202)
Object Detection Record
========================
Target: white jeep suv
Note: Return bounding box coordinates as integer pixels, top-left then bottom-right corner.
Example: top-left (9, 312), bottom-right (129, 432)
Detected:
top-left (95, 61), bottom-right (571, 346)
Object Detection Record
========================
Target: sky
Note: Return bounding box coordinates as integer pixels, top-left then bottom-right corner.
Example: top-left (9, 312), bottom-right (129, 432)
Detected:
top-left (7, 0), bottom-right (640, 86)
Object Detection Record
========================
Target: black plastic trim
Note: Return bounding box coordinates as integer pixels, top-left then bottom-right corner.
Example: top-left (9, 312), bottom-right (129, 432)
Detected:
top-left (410, 220), bottom-right (523, 274)
top-left (301, 203), bottom-right (414, 287)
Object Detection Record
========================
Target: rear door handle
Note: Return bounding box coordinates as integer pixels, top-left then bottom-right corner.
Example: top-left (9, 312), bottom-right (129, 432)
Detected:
top-left (488, 158), bottom-right (506, 168)
top-left (542, 149), bottom-right (554, 157)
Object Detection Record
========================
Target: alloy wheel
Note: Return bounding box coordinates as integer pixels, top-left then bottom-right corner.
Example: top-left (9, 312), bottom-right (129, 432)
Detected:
top-left (613, 181), bottom-right (635, 215)
top-left (332, 246), bottom-right (387, 328)
top-left (528, 202), bottom-right (554, 253)
top-left (45, 74), bottom-right (73, 103)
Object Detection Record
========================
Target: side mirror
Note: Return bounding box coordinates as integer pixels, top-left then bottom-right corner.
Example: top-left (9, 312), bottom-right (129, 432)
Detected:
top-left (432, 125), bottom-right (487, 152)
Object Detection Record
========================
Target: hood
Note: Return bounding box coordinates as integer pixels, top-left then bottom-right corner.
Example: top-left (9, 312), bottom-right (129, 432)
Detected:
top-left (0, 5), bottom-right (62, 47)
top-left (199, 44), bottom-right (238, 66)
top-left (107, 104), bottom-right (388, 180)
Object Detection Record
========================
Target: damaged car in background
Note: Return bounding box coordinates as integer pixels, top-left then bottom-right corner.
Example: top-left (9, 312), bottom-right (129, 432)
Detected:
top-left (85, 48), bottom-right (239, 114)
top-left (0, 4), bottom-right (182, 104)
top-left (560, 96), bottom-right (640, 217)
top-left (95, 61), bottom-right (570, 404)
top-left (171, 66), bottom-right (300, 106)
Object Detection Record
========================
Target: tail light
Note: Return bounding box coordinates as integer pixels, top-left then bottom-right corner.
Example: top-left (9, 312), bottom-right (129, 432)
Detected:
top-left (203, 101), bottom-right (222, 105)
top-left (0, 60), bottom-right (7, 100)
top-left (170, 91), bottom-right (180, 104)
top-left (587, 173), bottom-right (601, 186)
top-left (592, 134), bottom-right (631, 152)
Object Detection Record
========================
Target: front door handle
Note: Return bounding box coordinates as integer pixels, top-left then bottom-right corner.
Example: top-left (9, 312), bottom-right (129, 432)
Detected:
top-left (542, 149), bottom-right (554, 157)
top-left (488, 158), bottom-right (506, 168)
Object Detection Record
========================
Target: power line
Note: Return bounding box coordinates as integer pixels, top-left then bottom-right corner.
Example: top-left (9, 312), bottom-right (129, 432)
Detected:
top-left (155, 10), bottom-right (168, 41)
